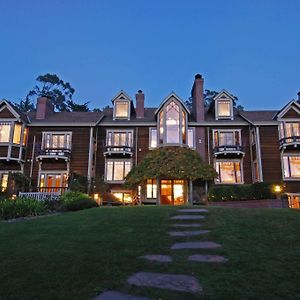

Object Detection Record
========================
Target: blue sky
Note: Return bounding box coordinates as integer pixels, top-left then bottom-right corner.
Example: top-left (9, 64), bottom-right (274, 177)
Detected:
top-left (0, 0), bottom-right (299, 110)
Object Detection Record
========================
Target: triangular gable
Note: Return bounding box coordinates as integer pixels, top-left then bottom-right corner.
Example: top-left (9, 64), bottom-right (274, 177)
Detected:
top-left (155, 92), bottom-right (190, 115)
top-left (0, 100), bottom-right (21, 119)
top-left (274, 100), bottom-right (300, 120)
top-left (111, 90), bottom-right (133, 103)
top-left (213, 89), bottom-right (235, 101)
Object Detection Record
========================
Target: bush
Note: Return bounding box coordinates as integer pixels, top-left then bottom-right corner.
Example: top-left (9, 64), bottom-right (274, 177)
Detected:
top-left (101, 192), bottom-right (123, 206)
top-left (208, 182), bottom-right (277, 202)
top-left (0, 197), bottom-right (45, 220)
top-left (60, 191), bottom-right (98, 211)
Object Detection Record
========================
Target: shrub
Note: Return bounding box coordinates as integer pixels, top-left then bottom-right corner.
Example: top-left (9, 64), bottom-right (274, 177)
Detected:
top-left (68, 173), bottom-right (88, 193)
top-left (101, 192), bottom-right (123, 206)
top-left (0, 197), bottom-right (45, 220)
top-left (60, 191), bottom-right (98, 211)
top-left (208, 183), bottom-right (276, 202)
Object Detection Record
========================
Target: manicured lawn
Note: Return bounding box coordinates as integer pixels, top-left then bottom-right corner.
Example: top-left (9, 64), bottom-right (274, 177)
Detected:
top-left (1, 206), bottom-right (300, 299)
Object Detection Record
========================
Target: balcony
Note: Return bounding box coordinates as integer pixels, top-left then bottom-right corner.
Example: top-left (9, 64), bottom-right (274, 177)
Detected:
top-left (36, 148), bottom-right (71, 161)
top-left (104, 145), bottom-right (133, 157)
top-left (213, 145), bottom-right (245, 157)
top-left (279, 136), bottom-right (300, 150)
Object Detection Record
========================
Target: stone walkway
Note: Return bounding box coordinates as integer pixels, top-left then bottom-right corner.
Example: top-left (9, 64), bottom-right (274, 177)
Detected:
top-left (95, 207), bottom-right (227, 299)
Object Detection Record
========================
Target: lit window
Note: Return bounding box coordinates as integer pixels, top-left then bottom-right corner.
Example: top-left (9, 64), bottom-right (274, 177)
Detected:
top-left (112, 192), bottom-right (132, 203)
top-left (106, 131), bottom-right (133, 147)
top-left (166, 101), bottom-right (180, 143)
top-left (106, 160), bottom-right (131, 181)
top-left (217, 100), bottom-right (231, 118)
top-left (13, 124), bottom-right (22, 144)
top-left (39, 172), bottom-right (68, 192)
top-left (149, 128), bottom-right (157, 148)
top-left (214, 130), bottom-right (240, 147)
top-left (1, 174), bottom-right (8, 192)
top-left (43, 133), bottom-right (71, 149)
top-left (23, 128), bottom-right (28, 146)
top-left (215, 161), bottom-right (242, 184)
top-left (146, 179), bottom-right (157, 198)
top-left (282, 123), bottom-right (300, 139)
top-left (283, 156), bottom-right (300, 178)
top-left (187, 128), bottom-right (195, 148)
top-left (0, 123), bottom-right (11, 143)
top-left (115, 101), bottom-right (129, 118)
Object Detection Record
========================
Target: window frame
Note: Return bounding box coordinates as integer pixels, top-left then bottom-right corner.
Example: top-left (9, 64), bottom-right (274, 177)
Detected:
top-left (113, 100), bottom-right (131, 120)
top-left (212, 129), bottom-right (242, 148)
top-left (41, 132), bottom-right (72, 150)
top-left (187, 127), bottom-right (195, 149)
top-left (215, 99), bottom-right (234, 120)
top-left (104, 158), bottom-right (132, 183)
top-left (281, 154), bottom-right (300, 180)
top-left (146, 179), bottom-right (157, 199)
top-left (149, 127), bottom-right (158, 149)
top-left (214, 159), bottom-right (244, 185)
top-left (106, 129), bottom-right (134, 147)
top-left (38, 171), bottom-right (69, 190)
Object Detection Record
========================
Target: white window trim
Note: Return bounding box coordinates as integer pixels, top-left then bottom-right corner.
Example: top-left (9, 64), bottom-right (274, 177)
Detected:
top-left (104, 158), bottom-right (132, 183)
top-left (106, 129), bottom-right (134, 147)
top-left (113, 99), bottom-right (131, 120)
top-left (149, 127), bottom-right (158, 149)
top-left (41, 131), bottom-right (72, 150)
top-left (214, 158), bottom-right (244, 185)
top-left (146, 179), bottom-right (158, 199)
top-left (281, 153), bottom-right (300, 181)
top-left (37, 170), bottom-right (69, 188)
top-left (212, 129), bottom-right (242, 148)
top-left (215, 99), bottom-right (234, 120)
top-left (187, 127), bottom-right (196, 149)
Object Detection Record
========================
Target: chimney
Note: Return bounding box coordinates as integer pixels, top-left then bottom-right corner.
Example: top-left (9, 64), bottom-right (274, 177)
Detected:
top-left (36, 97), bottom-right (54, 120)
top-left (297, 91), bottom-right (300, 101)
top-left (191, 74), bottom-right (204, 122)
top-left (135, 90), bottom-right (145, 118)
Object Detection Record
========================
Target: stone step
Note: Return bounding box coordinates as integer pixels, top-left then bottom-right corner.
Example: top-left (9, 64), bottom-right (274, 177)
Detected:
top-left (139, 254), bottom-right (172, 263)
top-left (170, 223), bottom-right (203, 228)
top-left (94, 290), bottom-right (150, 300)
top-left (178, 209), bottom-right (208, 213)
top-left (171, 241), bottom-right (221, 250)
top-left (127, 272), bottom-right (202, 293)
top-left (188, 254), bottom-right (228, 263)
top-left (168, 230), bottom-right (210, 237)
top-left (171, 215), bottom-right (205, 220)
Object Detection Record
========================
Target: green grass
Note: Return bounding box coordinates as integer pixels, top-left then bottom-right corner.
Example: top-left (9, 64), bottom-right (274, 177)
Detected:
top-left (1, 206), bottom-right (300, 300)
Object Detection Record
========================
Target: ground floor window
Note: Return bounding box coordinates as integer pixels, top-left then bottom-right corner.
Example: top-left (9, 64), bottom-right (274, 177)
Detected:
top-left (112, 191), bottom-right (132, 204)
top-left (146, 179), bottom-right (157, 199)
top-left (160, 179), bottom-right (185, 205)
top-left (283, 156), bottom-right (300, 179)
top-left (105, 159), bottom-right (131, 182)
top-left (215, 160), bottom-right (243, 184)
top-left (39, 172), bottom-right (68, 192)
top-left (0, 173), bottom-right (9, 192)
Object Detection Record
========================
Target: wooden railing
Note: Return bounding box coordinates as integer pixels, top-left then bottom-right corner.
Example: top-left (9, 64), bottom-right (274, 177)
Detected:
top-left (38, 148), bottom-right (71, 158)
top-left (213, 145), bottom-right (244, 154)
top-left (104, 145), bottom-right (133, 154)
top-left (279, 136), bottom-right (300, 147)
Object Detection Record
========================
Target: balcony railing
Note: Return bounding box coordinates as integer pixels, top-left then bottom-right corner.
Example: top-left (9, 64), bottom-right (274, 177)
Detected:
top-left (213, 145), bottom-right (244, 156)
top-left (279, 136), bottom-right (300, 148)
top-left (37, 148), bottom-right (71, 160)
top-left (104, 145), bottom-right (133, 156)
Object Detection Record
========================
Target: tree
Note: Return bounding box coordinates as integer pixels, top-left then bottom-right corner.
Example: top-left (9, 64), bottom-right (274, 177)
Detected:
top-left (14, 96), bottom-right (35, 112)
top-left (67, 100), bottom-right (90, 112)
top-left (185, 89), bottom-right (244, 111)
top-left (125, 147), bottom-right (217, 188)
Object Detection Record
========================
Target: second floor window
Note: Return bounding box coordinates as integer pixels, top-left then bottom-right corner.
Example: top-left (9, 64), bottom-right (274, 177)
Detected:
top-left (282, 155), bottom-right (300, 178)
top-left (213, 130), bottom-right (241, 147)
top-left (107, 131), bottom-right (133, 147)
top-left (187, 128), bottom-right (195, 148)
top-left (43, 132), bottom-right (72, 149)
top-left (105, 159), bottom-right (132, 181)
top-left (215, 160), bottom-right (243, 184)
top-left (0, 122), bottom-right (11, 142)
top-left (0, 122), bottom-right (25, 145)
top-left (149, 128), bottom-right (158, 149)
top-left (280, 122), bottom-right (300, 139)
top-left (114, 101), bottom-right (130, 119)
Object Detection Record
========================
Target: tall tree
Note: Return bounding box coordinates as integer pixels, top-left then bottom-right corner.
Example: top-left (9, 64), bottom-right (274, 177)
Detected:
top-left (14, 96), bottom-right (35, 112)
top-left (67, 100), bottom-right (90, 112)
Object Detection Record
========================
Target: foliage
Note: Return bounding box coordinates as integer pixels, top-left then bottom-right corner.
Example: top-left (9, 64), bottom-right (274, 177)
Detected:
top-left (67, 100), bottom-right (90, 112)
top-left (42, 197), bottom-right (62, 212)
top-left (0, 197), bottom-right (45, 220)
top-left (125, 147), bottom-right (217, 188)
top-left (14, 96), bottom-right (35, 112)
top-left (208, 182), bottom-right (277, 201)
top-left (68, 172), bottom-right (88, 193)
top-left (10, 172), bottom-right (30, 193)
top-left (60, 191), bottom-right (97, 211)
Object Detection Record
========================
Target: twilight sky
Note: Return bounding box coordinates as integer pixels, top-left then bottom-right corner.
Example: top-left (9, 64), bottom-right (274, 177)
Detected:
top-left (0, 0), bottom-right (299, 111)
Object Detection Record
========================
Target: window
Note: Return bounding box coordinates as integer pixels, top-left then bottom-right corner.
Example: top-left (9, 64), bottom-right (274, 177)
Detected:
top-left (43, 132), bottom-right (72, 149)
top-left (106, 160), bottom-right (132, 181)
top-left (146, 179), bottom-right (157, 198)
top-left (112, 192), bottom-right (132, 203)
top-left (39, 172), bottom-right (68, 191)
top-left (1, 173), bottom-right (8, 192)
top-left (280, 122), bottom-right (300, 140)
top-left (166, 101), bottom-right (180, 143)
top-left (187, 128), bottom-right (195, 148)
top-left (23, 128), bottom-right (28, 146)
top-left (283, 156), bottom-right (300, 178)
top-left (13, 124), bottom-right (22, 144)
top-left (217, 100), bottom-right (231, 117)
top-left (149, 128), bottom-right (157, 149)
top-left (215, 161), bottom-right (243, 184)
top-left (106, 131), bottom-right (133, 147)
top-left (213, 130), bottom-right (241, 147)
top-left (114, 101), bottom-right (129, 119)
top-left (0, 123), bottom-right (11, 143)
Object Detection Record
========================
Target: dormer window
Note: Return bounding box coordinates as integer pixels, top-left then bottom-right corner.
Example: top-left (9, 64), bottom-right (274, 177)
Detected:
top-left (214, 91), bottom-right (234, 120)
top-left (115, 101), bottom-right (130, 119)
top-left (217, 100), bottom-right (231, 117)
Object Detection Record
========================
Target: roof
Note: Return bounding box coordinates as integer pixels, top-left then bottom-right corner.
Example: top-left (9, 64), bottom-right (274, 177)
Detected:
top-left (0, 99), bottom-right (29, 123)
top-left (239, 110), bottom-right (278, 122)
top-left (27, 111), bottom-right (104, 125)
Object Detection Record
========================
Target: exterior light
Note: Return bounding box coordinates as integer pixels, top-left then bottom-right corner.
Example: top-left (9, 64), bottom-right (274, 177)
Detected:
top-left (94, 193), bottom-right (99, 200)
top-left (274, 185), bottom-right (282, 193)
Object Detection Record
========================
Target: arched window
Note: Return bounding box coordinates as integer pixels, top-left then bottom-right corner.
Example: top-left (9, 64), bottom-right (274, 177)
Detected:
top-left (166, 101), bottom-right (180, 143)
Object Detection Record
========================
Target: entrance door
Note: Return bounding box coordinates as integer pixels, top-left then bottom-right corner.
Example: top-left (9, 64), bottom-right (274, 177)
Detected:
top-left (160, 179), bottom-right (185, 205)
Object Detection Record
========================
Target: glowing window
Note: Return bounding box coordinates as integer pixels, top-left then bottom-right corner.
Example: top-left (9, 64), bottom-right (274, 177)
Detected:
top-left (112, 192), bottom-right (132, 203)
top-left (106, 131), bottom-right (133, 147)
top-left (0, 123), bottom-right (11, 143)
top-left (43, 133), bottom-right (71, 149)
top-left (149, 128), bottom-right (157, 149)
top-left (106, 160), bottom-right (131, 181)
top-left (283, 156), bottom-right (300, 178)
top-left (215, 161), bottom-right (242, 184)
top-left (217, 100), bottom-right (231, 117)
top-left (1, 174), bottom-right (8, 192)
top-left (13, 124), bottom-right (22, 144)
top-left (166, 101), bottom-right (180, 143)
top-left (23, 128), bottom-right (28, 146)
top-left (146, 179), bottom-right (157, 198)
top-left (39, 172), bottom-right (68, 192)
top-left (115, 101), bottom-right (129, 118)
top-left (187, 128), bottom-right (195, 148)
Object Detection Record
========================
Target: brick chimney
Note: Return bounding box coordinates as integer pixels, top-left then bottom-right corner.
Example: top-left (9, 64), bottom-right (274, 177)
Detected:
top-left (36, 97), bottom-right (54, 120)
top-left (135, 90), bottom-right (145, 118)
top-left (191, 74), bottom-right (205, 122)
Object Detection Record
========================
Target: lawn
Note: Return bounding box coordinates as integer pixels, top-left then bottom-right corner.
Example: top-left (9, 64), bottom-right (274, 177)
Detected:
top-left (1, 206), bottom-right (300, 300)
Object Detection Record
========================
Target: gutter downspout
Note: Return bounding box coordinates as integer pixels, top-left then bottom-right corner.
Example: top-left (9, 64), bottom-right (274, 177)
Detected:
top-left (29, 136), bottom-right (36, 191)
top-left (87, 127), bottom-right (94, 193)
top-left (256, 126), bottom-right (263, 182)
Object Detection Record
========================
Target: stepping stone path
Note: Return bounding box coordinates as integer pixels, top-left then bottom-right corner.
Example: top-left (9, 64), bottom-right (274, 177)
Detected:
top-left (171, 241), bottom-right (221, 250)
top-left (94, 291), bottom-right (151, 300)
top-left (171, 214), bottom-right (205, 220)
top-left (178, 208), bottom-right (208, 213)
top-left (188, 254), bottom-right (228, 263)
top-left (170, 223), bottom-right (202, 227)
top-left (168, 230), bottom-right (210, 237)
top-left (127, 272), bottom-right (202, 293)
top-left (139, 254), bottom-right (172, 263)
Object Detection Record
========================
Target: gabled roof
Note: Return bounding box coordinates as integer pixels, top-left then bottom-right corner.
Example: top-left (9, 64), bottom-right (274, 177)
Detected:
top-left (239, 110), bottom-right (278, 124)
top-left (155, 92), bottom-right (190, 115)
top-left (213, 89), bottom-right (235, 101)
top-left (0, 99), bottom-right (29, 123)
top-left (273, 100), bottom-right (300, 120)
top-left (111, 90), bottom-right (133, 103)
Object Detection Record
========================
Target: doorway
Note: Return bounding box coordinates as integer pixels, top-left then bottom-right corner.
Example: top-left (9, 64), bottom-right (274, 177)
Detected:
top-left (160, 179), bottom-right (185, 205)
